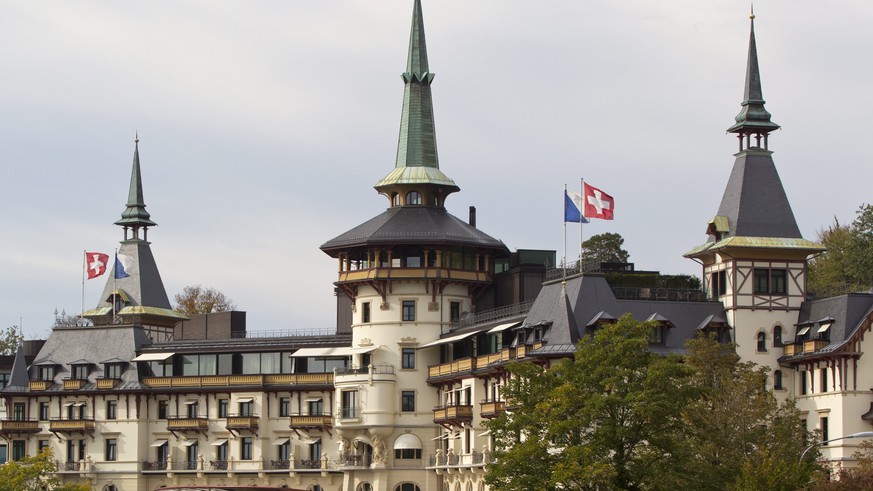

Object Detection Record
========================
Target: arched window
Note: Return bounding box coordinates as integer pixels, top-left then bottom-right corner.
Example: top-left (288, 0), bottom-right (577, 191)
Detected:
top-left (395, 484), bottom-right (421, 491)
top-left (756, 332), bottom-right (766, 352)
top-left (309, 485), bottom-right (323, 491)
top-left (466, 483), bottom-right (473, 491)
top-left (774, 370), bottom-right (783, 390)
top-left (406, 191), bottom-right (422, 205)
top-left (773, 325), bottom-right (783, 347)
top-left (357, 483), bottom-right (373, 491)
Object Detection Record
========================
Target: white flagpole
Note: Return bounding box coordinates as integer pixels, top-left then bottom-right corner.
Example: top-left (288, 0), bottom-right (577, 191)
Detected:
top-left (563, 184), bottom-right (568, 277)
top-left (81, 250), bottom-right (86, 319)
top-left (580, 178), bottom-right (585, 269)
top-left (112, 249), bottom-right (117, 323)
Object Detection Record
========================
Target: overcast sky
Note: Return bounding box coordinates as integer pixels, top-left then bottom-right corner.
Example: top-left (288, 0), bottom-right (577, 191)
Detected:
top-left (2, 1), bottom-right (871, 340)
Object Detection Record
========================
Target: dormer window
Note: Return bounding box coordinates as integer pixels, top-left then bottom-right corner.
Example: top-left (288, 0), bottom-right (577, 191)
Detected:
top-left (406, 191), bottom-right (421, 205)
top-left (71, 364), bottom-right (90, 380)
top-left (38, 365), bottom-right (56, 381)
top-left (817, 321), bottom-right (833, 342)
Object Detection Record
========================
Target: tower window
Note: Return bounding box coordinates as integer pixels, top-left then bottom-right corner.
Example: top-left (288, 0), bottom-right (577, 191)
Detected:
top-left (773, 326), bottom-right (782, 347)
top-left (753, 268), bottom-right (787, 295)
top-left (711, 270), bottom-right (727, 298)
top-left (392, 193), bottom-right (401, 206)
top-left (774, 370), bottom-right (783, 390)
top-left (756, 332), bottom-right (766, 352)
top-left (401, 348), bottom-right (416, 369)
top-left (450, 302), bottom-right (461, 323)
top-left (406, 191), bottom-right (421, 205)
top-left (401, 391), bottom-right (416, 412)
top-left (362, 302), bottom-right (371, 323)
top-left (402, 301), bottom-right (416, 321)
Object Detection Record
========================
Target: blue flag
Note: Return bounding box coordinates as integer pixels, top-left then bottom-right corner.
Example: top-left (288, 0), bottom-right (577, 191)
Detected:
top-left (564, 190), bottom-right (589, 223)
top-left (114, 253), bottom-right (132, 279)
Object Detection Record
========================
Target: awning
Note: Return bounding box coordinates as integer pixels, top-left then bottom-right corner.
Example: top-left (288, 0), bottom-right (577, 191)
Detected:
top-left (299, 438), bottom-right (320, 445)
top-left (487, 322), bottom-right (522, 334)
top-left (73, 402), bottom-right (86, 407)
top-left (183, 400), bottom-right (198, 405)
top-left (354, 435), bottom-right (373, 446)
top-left (211, 439), bottom-right (228, 446)
top-left (290, 346), bottom-right (378, 357)
top-left (430, 434), bottom-right (448, 441)
top-left (150, 440), bottom-right (168, 447)
top-left (419, 330), bottom-right (479, 349)
top-left (272, 438), bottom-right (290, 445)
top-left (478, 430), bottom-right (491, 437)
top-left (818, 323), bottom-right (832, 334)
top-left (796, 326), bottom-right (811, 336)
top-left (236, 397), bottom-right (254, 403)
top-left (63, 402), bottom-right (75, 407)
top-left (393, 434), bottom-right (422, 450)
top-left (132, 352), bottom-right (174, 362)
top-left (181, 440), bottom-right (198, 447)
top-left (304, 397), bottom-right (323, 403)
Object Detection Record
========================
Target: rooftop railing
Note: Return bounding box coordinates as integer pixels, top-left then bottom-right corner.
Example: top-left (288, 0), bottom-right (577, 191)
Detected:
top-left (455, 300), bottom-right (534, 328)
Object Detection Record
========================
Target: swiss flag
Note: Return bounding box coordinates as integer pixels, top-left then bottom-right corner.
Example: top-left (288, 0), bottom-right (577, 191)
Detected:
top-left (85, 252), bottom-right (110, 279)
top-left (583, 182), bottom-right (614, 220)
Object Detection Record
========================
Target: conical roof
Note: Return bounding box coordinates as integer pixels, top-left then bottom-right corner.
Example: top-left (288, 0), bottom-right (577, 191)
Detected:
top-left (727, 12), bottom-right (780, 135)
top-left (115, 138), bottom-right (157, 229)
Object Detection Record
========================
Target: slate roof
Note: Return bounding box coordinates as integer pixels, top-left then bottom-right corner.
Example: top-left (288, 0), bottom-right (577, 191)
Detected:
top-left (782, 293), bottom-right (873, 360)
top-left (521, 274), bottom-right (727, 356)
top-left (10, 325), bottom-right (153, 391)
top-left (321, 206), bottom-right (508, 254)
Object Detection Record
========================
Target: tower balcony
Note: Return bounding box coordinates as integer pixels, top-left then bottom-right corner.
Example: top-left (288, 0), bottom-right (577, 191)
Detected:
top-left (337, 266), bottom-right (491, 284)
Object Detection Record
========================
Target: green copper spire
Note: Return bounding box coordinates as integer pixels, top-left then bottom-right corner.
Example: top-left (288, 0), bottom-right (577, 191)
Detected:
top-left (727, 9), bottom-right (780, 146)
top-left (115, 136), bottom-right (157, 237)
top-left (375, 0), bottom-right (458, 198)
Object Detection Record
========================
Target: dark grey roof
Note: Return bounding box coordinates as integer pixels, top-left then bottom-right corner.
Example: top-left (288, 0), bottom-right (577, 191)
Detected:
top-left (26, 325), bottom-right (152, 387)
top-left (94, 240), bottom-right (172, 310)
top-left (527, 274), bottom-right (726, 355)
top-left (522, 283), bottom-right (578, 346)
top-left (715, 151), bottom-right (802, 239)
top-left (321, 206), bottom-right (508, 254)
top-left (789, 293), bottom-right (873, 357)
top-left (8, 344), bottom-right (30, 388)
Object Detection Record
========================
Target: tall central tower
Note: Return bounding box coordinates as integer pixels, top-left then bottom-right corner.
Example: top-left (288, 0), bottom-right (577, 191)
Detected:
top-left (320, 1), bottom-right (508, 489)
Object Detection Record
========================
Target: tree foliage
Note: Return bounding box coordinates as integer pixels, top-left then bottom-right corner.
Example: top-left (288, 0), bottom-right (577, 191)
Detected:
top-left (809, 204), bottom-right (873, 296)
top-left (0, 325), bottom-right (24, 356)
top-left (173, 285), bottom-right (236, 316)
top-left (0, 449), bottom-right (91, 491)
top-left (485, 320), bottom-right (819, 491)
top-left (581, 232), bottom-right (630, 264)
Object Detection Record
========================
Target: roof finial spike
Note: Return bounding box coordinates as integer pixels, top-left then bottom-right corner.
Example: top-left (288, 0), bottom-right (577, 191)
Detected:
top-left (750, 3), bottom-right (755, 20)
top-left (135, 131), bottom-right (139, 144)
top-left (726, 8), bottom-right (779, 138)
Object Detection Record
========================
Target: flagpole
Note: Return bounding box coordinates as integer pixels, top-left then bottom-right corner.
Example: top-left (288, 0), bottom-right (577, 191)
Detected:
top-left (563, 184), bottom-right (568, 278)
top-left (580, 178), bottom-right (585, 270)
top-left (112, 249), bottom-right (117, 323)
top-left (81, 250), bottom-right (86, 319)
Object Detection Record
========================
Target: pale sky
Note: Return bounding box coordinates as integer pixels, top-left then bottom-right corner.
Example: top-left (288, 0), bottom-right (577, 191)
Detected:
top-left (2, 1), bottom-right (871, 340)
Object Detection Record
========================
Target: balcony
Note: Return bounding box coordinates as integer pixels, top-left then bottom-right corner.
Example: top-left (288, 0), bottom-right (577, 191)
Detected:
top-left (166, 417), bottom-right (209, 432)
top-left (29, 380), bottom-right (52, 391)
top-left (0, 419), bottom-right (41, 433)
top-left (427, 451), bottom-right (488, 468)
top-left (433, 405), bottom-right (473, 426)
top-left (289, 413), bottom-right (333, 429)
top-left (96, 378), bottom-right (120, 389)
top-left (142, 373), bottom-right (333, 388)
top-left (337, 267), bottom-right (491, 284)
top-left (428, 358), bottom-right (473, 379)
top-left (480, 400), bottom-right (506, 419)
top-left (49, 418), bottom-right (96, 434)
top-left (803, 339), bottom-right (830, 353)
top-left (783, 343), bottom-right (801, 357)
top-left (226, 415), bottom-right (259, 432)
top-left (63, 379), bottom-right (87, 390)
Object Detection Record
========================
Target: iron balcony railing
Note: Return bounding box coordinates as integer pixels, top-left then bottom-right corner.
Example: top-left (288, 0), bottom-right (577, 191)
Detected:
top-left (454, 300), bottom-right (534, 327)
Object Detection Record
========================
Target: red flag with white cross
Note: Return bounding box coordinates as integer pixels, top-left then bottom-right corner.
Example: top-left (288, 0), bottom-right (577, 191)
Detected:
top-left (583, 182), bottom-right (614, 220)
top-left (85, 252), bottom-right (110, 279)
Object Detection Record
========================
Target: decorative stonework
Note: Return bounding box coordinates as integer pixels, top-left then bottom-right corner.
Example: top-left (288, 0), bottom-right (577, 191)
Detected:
top-left (359, 338), bottom-right (373, 347)
top-left (428, 301), bottom-right (439, 311)
top-left (380, 302), bottom-right (389, 311)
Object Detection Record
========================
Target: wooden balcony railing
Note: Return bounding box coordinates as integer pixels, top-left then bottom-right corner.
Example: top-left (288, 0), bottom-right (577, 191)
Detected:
top-left (338, 267), bottom-right (491, 284)
top-left (480, 400), bottom-right (506, 419)
top-left (803, 339), bottom-right (830, 354)
top-left (166, 417), bottom-right (209, 432)
top-left (226, 416), bottom-right (259, 431)
top-left (96, 378), bottom-right (120, 389)
top-left (428, 343), bottom-right (543, 381)
top-left (783, 343), bottom-right (801, 356)
top-left (63, 379), bottom-right (86, 390)
top-left (49, 419), bottom-right (96, 433)
top-left (433, 405), bottom-right (474, 425)
top-left (142, 373), bottom-right (333, 388)
top-left (289, 414), bottom-right (333, 429)
top-left (428, 358), bottom-right (473, 378)
top-left (29, 380), bottom-right (52, 391)
top-left (0, 419), bottom-right (40, 433)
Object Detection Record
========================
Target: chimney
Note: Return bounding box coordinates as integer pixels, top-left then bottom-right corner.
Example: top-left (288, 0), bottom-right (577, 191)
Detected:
top-left (469, 206), bottom-right (477, 228)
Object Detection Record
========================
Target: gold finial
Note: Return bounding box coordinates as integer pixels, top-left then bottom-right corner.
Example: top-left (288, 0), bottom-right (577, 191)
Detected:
top-left (750, 4), bottom-right (755, 20)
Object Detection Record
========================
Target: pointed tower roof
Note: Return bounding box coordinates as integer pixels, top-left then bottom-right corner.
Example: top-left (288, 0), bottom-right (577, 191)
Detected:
top-left (686, 12), bottom-right (823, 259)
top-left (84, 139), bottom-right (185, 327)
top-left (375, 0), bottom-right (459, 195)
top-left (115, 137), bottom-right (157, 230)
top-left (726, 10), bottom-right (780, 135)
top-left (7, 343), bottom-right (31, 389)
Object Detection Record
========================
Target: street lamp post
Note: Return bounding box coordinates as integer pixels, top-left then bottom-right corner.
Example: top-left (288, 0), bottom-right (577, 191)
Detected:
top-left (800, 431), bottom-right (873, 461)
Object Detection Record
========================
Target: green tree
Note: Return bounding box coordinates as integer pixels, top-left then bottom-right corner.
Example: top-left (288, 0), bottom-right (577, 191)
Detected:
top-left (680, 335), bottom-right (819, 491)
top-left (809, 204), bottom-right (873, 296)
top-left (486, 315), bottom-right (695, 490)
top-left (173, 285), bottom-right (236, 316)
top-left (581, 232), bottom-right (630, 264)
top-left (0, 449), bottom-right (90, 491)
top-left (0, 325), bottom-right (24, 355)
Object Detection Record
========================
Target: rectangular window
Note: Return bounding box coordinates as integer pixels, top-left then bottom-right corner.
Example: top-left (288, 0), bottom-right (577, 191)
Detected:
top-left (217, 353), bottom-right (234, 375)
top-left (218, 399), bottom-right (228, 418)
top-left (72, 365), bottom-right (88, 380)
top-left (401, 348), bottom-right (416, 369)
top-left (394, 448), bottom-right (422, 459)
top-left (341, 390), bottom-right (359, 418)
top-left (12, 440), bottom-right (25, 461)
top-left (649, 326), bottom-right (665, 345)
top-left (39, 366), bottom-right (54, 381)
top-left (216, 442), bottom-right (228, 462)
top-left (362, 302), bottom-right (371, 323)
top-left (279, 397), bottom-right (290, 417)
top-left (450, 301), bottom-right (461, 323)
top-left (799, 372), bottom-right (808, 395)
top-left (242, 353), bottom-right (260, 374)
top-left (308, 399), bottom-right (323, 416)
top-left (753, 269), bottom-right (770, 294)
top-left (402, 300), bottom-right (416, 321)
top-left (187, 401), bottom-right (199, 418)
top-left (278, 440), bottom-right (290, 461)
top-left (239, 401), bottom-right (254, 417)
top-left (0, 373), bottom-right (9, 389)
top-left (158, 400), bottom-right (168, 420)
top-left (309, 439), bottom-right (322, 461)
top-left (771, 269), bottom-right (787, 294)
top-left (12, 403), bottom-right (25, 421)
top-left (105, 363), bottom-right (122, 379)
top-left (821, 417), bottom-right (829, 444)
top-left (106, 400), bottom-right (117, 420)
top-left (105, 438), bottom-right (117, 461)
top-left (39, 402), bottom-right (49, 421)
top-left (181, 355), bottom-right (200, 376)
top-left (820, 368), bottom-right (828, 393)
top-left (401, 391), bottom-right (415, 412)
top-left (240, 437), bottom-right (253, 460)
top-left (38, 440), bottom-right (49, 454)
